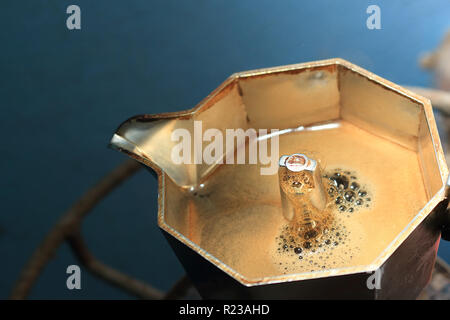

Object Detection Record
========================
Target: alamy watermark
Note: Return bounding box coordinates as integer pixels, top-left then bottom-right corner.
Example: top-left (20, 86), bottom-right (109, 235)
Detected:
top-left (64, 5), bottom-right (381, 31)
top-left (171, 121), bottom-right (280, 175)
top-left (66, 5), bottom-right (81, 30)
top-left (366, 269), bottom-right (382, 290)
top-left (366, 5), bottom-right (381, 30)
top-left (66, 265), bottom-right (81, 290)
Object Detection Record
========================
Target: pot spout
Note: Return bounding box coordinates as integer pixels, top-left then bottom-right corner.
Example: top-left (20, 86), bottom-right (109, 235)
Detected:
top-left (110, 115), bottom-right (199, 188)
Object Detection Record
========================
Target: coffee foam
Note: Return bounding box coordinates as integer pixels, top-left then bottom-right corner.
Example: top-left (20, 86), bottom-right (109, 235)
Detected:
top-left (189, 121), bottom-right (427, 279)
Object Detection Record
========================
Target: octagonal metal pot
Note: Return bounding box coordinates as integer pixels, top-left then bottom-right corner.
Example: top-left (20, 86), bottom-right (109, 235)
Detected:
top-left (110, 59), bottom-right (450, 299)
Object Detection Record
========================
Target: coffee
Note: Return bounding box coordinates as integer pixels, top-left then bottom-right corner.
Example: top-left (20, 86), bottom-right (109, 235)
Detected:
top-left (185, 120), bottom-right (427, 279)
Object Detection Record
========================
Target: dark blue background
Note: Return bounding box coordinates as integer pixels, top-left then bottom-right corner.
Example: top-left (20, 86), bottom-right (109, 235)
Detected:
top-left (1, 0), bottom-right (450, 299)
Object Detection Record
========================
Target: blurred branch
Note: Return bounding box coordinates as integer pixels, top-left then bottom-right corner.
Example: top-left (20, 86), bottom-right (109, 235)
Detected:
top-left (405, 86), bottom-right (450, 115)
top-left (163, 274), bottom-right (192, 300)
top-left (67, 232), bottom-right (164, 299)
top-left (8, 160), bottom-right (165, 299)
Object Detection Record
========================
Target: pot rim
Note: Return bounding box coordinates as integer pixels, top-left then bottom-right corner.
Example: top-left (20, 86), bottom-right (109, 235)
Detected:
top-left (110, 58), bottom-right (449, 286)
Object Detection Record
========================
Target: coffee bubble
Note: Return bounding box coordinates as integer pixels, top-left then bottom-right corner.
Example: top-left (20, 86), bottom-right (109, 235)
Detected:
top-left (273, 168), bottom-right (371, 275)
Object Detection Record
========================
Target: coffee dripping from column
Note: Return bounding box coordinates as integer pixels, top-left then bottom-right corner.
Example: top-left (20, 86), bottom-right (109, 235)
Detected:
top-left (278, 154), bottom-right (333, 250)
top-left (275, 153), bottom-right (373, 274)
